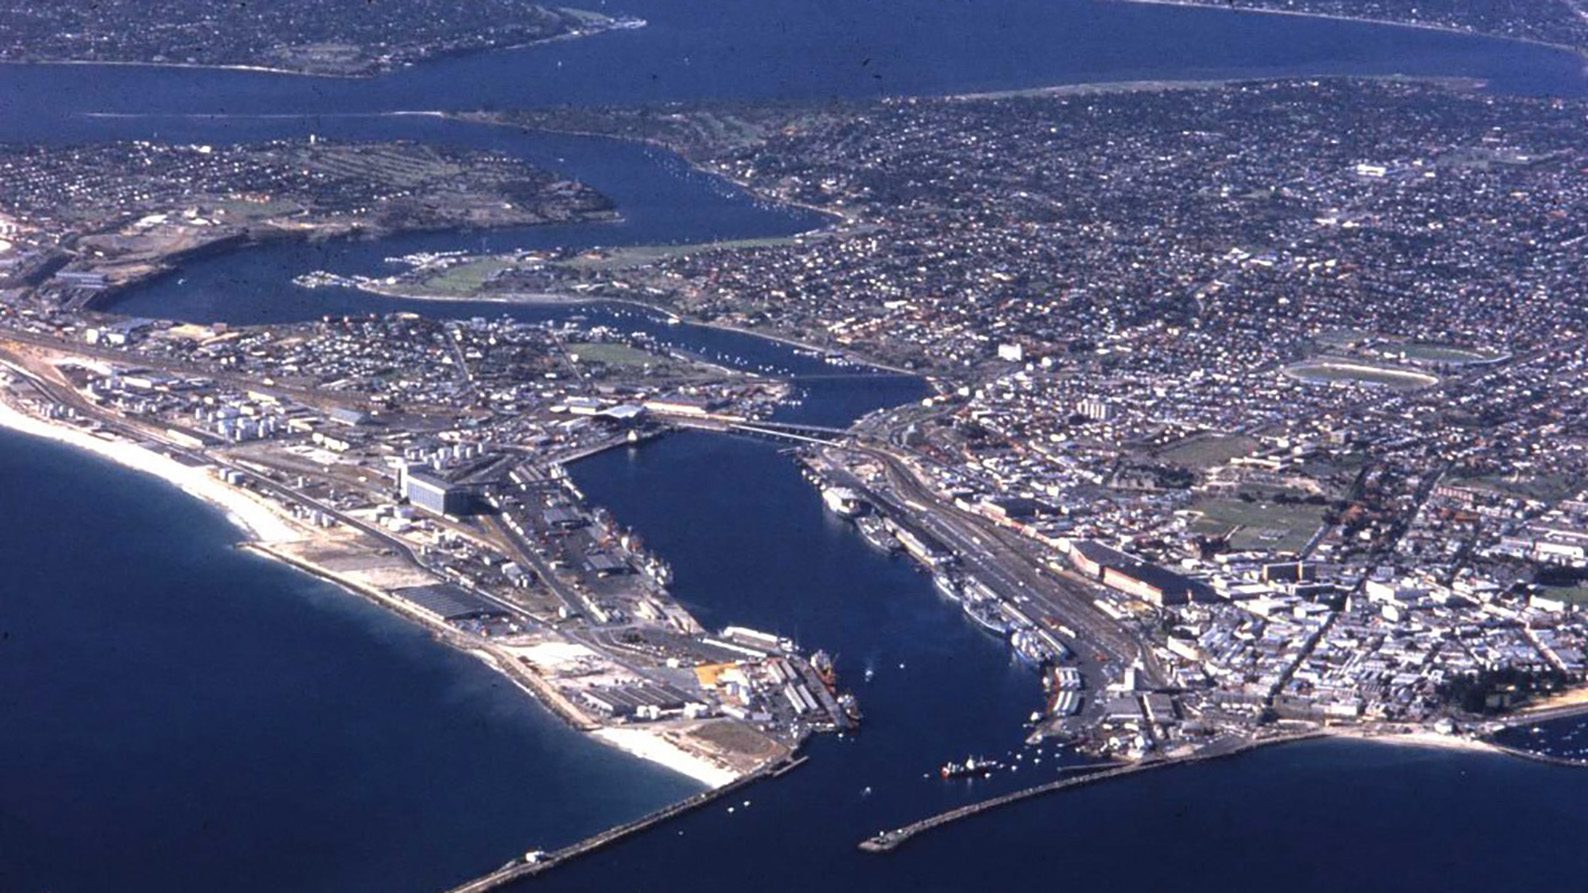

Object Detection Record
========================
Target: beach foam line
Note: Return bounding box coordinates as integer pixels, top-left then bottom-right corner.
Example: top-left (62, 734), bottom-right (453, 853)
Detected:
top-left (0, 398), bottom-right (300, 544)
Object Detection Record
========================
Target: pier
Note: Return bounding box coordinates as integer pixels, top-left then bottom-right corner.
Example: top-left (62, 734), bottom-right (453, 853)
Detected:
top-left (442, 754), bottom-right (805, 893)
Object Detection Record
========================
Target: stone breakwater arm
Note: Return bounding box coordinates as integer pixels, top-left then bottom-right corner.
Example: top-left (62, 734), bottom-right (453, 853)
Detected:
top-left (860, 734), bottom-right (1329, 853)
top-left (442, 754), bottom-right (805, 893)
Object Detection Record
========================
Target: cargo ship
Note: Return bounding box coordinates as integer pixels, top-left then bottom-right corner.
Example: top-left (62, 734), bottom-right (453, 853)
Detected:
top-left (940, 756), bottom-right (1004, 779)
top-left (811, 649), bottom-right (838, 691)
top-left (963, 599), bottom-right (1011, 637)
top-left (854, 514), bottom-right (899, 554)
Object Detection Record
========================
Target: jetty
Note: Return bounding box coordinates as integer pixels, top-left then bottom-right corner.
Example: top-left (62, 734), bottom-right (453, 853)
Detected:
top-left (442, 754), bottom-right (805, 893)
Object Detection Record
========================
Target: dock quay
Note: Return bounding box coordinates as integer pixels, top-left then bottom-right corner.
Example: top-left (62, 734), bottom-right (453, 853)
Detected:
top-left (442, 753), bottom-right (807, 893)
top-left (771, 755), bottom-right (810, 776)
top-left (859, 734), bottom-right (1327, 853)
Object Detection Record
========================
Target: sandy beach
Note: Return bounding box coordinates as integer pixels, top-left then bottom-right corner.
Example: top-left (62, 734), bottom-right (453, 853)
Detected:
top-left (0, 396), bottom-right (299, 544)
top-left (1331, 727), bottom-right (1505, 756)
top-left (0, 387), bottom-right (758, 789)
top-left (593, 727), bottom-right (741, 788)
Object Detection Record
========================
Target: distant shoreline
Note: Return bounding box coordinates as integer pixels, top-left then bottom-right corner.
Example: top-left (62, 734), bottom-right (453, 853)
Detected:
top-left (0, 17), bottom-right (645, 80)
top-left (1107, 0), bottom-right (1588, 61)
top-left (945, 73), bottom-right (1491, 101)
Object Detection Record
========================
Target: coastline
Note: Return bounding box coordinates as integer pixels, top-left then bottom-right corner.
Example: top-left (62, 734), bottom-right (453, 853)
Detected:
top-left (80, 207), bottom-right (624, 316)
top-left (0, 371), bottom-right (747, 791)
top-left (0, 17), bottom-right (647, 81)
top-left (592, 728), bottom-right (739, 788)
top-left (946, 73), bottom-right (1491, 101)
top-left (1321, 726), bottom-right (1506, 756)
top-left (0, 390), bottom-right (299, 544)
top-left (862, 724), bottom-right (1580, 853)
top-left (1106, 0), bottom-right (1588, 61)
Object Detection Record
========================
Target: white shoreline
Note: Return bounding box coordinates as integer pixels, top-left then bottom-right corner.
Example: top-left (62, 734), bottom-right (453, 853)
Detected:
top-left (593, 727), bottom-right (739, 788)
top-left (0, 396), bottom-right (299, 544)
top-left (0, 386), bottom-right (752, 788)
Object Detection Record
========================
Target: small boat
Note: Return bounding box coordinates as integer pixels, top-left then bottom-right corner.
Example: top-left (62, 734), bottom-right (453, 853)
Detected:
top-left (932, 572), bottom-right (962, 603)
top-left (940, 756), bottom-right (1005, 779)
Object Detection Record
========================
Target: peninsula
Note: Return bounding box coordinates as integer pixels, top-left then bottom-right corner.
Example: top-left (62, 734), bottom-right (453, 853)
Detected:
top-left (0, 138), bottom-right (615, 306)
top-left (0, 0), bottom-right (640, 77)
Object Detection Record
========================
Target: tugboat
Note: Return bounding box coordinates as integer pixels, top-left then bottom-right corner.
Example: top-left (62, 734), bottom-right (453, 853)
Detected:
top-left (837, 691), bottom-right (863, 723)
top-left (939, 756), bottom-right (1005, 779)
top-left (1011, 628), bottom-right (1055, 668)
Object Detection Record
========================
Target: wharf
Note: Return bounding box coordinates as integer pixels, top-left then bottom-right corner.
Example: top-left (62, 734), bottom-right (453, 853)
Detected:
top-left (442, 753), bottom-right (805, 893)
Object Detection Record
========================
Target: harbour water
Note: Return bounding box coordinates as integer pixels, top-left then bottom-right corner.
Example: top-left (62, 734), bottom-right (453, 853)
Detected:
top-left (4, 2), bottom-right (1588, 891)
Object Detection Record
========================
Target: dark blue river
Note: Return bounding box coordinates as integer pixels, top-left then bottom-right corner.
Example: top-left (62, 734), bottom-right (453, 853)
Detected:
top-left (4, 2), bottom-right (1588, 891)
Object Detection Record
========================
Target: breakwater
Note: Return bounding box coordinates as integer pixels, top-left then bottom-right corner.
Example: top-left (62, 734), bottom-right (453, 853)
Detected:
top-left (860, 734), bottom-right (1329, 852)
top-left (444, 754), bottom-right (806, 893)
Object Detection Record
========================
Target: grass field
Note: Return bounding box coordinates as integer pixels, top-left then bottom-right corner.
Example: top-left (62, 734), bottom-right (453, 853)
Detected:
top-left (1399, 342), bottom-right (1503, 364)
top-left (416, 257), bottom-right (515, 295)
top-left (1158, 434), bottom-right (1260, 469)
top-left (1538, 583), bottom-right (1588, 605)
top-left (214, 198), bottom-right (305, 222)
top-left (557, 236), bottom-right (802, 271)
top-left (1189, 490), bottom-right (1325, 553)
top-left (568, 342), bottom-right (669, 368)
top-left (1284, 361), bottom-right (1438, 390)
top-left (1452, 473), bottom-right (1581, 505)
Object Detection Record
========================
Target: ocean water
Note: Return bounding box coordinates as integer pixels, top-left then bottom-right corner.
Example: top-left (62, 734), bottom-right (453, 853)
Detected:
top-left (0, 429), bottom-right (696, 892)
top-left (3, 2), bottom-right (1588, 891)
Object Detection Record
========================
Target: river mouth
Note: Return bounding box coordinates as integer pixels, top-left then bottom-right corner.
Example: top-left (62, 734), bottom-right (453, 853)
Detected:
top-left (1, 0), bottom-right (1584, 134)
top-left (8, 3), bottom-right (1588, 892)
